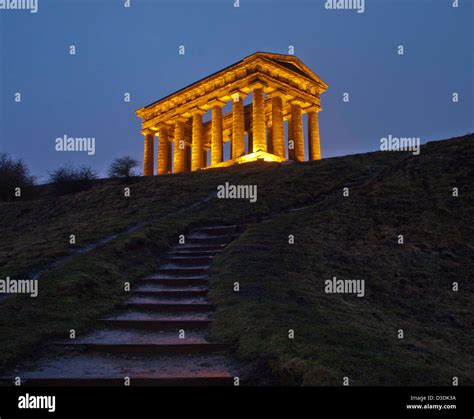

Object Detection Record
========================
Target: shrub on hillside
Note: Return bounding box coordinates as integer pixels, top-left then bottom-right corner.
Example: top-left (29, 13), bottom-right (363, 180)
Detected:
top-left (49, 165), bottom-right (97, 195)
top-left (107, 156), bottom-right (139, 181)
top-left (0, 153), bottom-right (36, 201)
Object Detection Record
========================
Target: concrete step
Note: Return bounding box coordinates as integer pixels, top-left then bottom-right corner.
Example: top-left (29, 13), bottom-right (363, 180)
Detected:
top-left (137, 277), bottom-right (208, 287)
top-left (161, 256), bottom-right (214, 266)
top-left (100, 311), bottom-right (212, 330)
top-left (153, 267), bottom-right (209, 276)
top-left (166, 249), bottom-right (222, 257)
top-left (56, 329), bottom-right (226, 354)
top-left (160, 262), bottom-right (212, 270)
top-left (187, 235), bottom-right (238, 245)
top-left (132, 288), bottom-right (208, 298)
top-left (57, 329), bottom-right (208, 344)
top-left (133, 283), bottom-right (207, 292)
top-left (170, 244), bottom-right (227, 252)
top-left (4, 353), bottom-right (234, 386)
top-left (126, 296), bottom-right (209, 305)
top-left (132, 290), bottom-right (209, 299)
top-left (122, 302), bottom-right (214, 313)
top-left (100, 319), bottom-right (212, 330)
top-left (57, 341), bottom-right (226, 354)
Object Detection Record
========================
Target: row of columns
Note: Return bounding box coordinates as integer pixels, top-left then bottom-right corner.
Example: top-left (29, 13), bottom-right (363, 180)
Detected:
top-left (143, 88), bottom-right (321, 176)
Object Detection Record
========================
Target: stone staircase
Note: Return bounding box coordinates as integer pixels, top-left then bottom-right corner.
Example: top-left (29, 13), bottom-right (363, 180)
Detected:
top-left (9, 225), bottom-right (245, 386)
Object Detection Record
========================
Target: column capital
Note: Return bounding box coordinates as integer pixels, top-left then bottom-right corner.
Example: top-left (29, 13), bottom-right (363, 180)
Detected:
top-left (208, 98), bottom-right (227, 108)
top-left (156, 123), bottom-right (170, 131)
top-left (171, 116), bottom-right (188, 123)
top-left (230, 89), bottom-right (247, 102)
top-left (304, 105), bottom-right (321, 113)
top-left (247, 78), bottom-right (266, 91)
top-left (268, 89), bottom-right (286, 99)
top-left (190, 107), bottom-right (207, 116)
top-left (141, 128), bottom-right (154, 136)
top-left (289, 98), bottom-right (306, 106)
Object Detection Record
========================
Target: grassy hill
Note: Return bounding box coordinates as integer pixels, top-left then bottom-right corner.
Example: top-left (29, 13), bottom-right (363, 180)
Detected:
top-left (0, 134), bottom-right (472, 384)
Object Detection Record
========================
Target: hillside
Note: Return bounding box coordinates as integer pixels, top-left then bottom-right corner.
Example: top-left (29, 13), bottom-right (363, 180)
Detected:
top-left (0, 134), bottom-right (472, 384)
top-left (209, 135), bottom-right (474, 385)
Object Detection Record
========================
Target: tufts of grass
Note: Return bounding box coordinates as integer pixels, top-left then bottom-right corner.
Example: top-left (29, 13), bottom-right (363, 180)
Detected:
top-left (208, 135), bottom-right (474, 385)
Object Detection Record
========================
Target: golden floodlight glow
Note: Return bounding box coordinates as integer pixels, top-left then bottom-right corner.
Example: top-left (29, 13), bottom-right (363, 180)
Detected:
top-left (236, 151), bottom-right (285, 164)
top-left (203, 151), bottom-right (286, 170)
top-left (136, 52), bottom-right (328, 176)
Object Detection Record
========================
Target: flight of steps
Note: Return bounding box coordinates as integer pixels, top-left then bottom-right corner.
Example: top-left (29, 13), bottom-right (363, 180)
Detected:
top-left (8, 225), bottom-right (244, 386)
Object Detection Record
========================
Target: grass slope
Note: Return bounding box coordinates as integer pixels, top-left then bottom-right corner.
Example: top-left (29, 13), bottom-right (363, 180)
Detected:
top-left (0, 134), bottom-right (472, 383)
top-left (208, 135), bottom-right (474, 385)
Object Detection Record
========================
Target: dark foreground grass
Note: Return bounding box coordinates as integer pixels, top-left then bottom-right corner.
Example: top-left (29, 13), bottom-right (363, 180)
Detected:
top-left (0, 149), bottom-right (390, 370)
top-left (0, 219), bottom-right (191, 372)
top-left (208, 135), bottom-right (474, 385)
top-left (0, 134), bottom-right (472, 383)
top-left (0, 149), bottom-right (392, 373)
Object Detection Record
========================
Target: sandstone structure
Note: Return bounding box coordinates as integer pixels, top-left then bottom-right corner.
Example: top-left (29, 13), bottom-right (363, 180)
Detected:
top-left (136, 52), bottom-right (328, 175)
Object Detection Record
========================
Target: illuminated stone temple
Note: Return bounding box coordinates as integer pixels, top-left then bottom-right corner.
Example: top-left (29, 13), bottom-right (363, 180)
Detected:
top-left (135, 52), bottom-right (328, 176)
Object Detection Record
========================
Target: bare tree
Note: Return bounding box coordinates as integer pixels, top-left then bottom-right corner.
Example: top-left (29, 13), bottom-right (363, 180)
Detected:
top-left (49, 164), bottom-right (97, 195)
top-left (0, 153), bottom-right (36, 201)
top-left (108, 156), bottom-right (140, 180)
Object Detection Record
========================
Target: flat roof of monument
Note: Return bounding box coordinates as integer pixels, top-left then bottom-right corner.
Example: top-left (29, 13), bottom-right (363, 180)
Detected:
top-left (137, 51), bottom-right (327, 112)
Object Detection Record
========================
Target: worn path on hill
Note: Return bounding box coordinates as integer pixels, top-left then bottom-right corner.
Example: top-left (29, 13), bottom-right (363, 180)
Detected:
top-left (8, 225), bottom-right (245, 385)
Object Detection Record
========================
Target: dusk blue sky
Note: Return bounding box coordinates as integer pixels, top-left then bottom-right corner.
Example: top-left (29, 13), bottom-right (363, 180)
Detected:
top-left (1, 0), bottom-right (472, 181)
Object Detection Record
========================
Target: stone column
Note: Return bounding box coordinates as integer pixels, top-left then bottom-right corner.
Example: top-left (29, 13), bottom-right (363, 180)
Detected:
top-left (307, 108), bottom-right (321, 160)
top-left (157, 125), bottom-right (169, 175)
top-left (252, 86), bottom-right (266, 152)
top-left (271, 95), bottom-right (285, 158)
top-left (231, 92), bottom-right (245, 159)
top-left (142, 130), bottom-right (154, 176)
top-left (191, 110), bottom-right (205, 171)
top-left (267, 126), bottom-right (273, 154)
top-left (211, 102), bottom-right (224, 165)
top-left (167, 140), bottom-right (172, 172)
top-left (202, 149), bottom-right (208, 167)
top-left (173, 118), bottom-right (186, 173)
top-left (287, 117), bottom-right (295, 160)
top-left (290, 102), bottom-right (304, 161)
top-left (185, 145), bottom-right (192, 171)
top-left (247, 130), bottom-right (253, 154)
